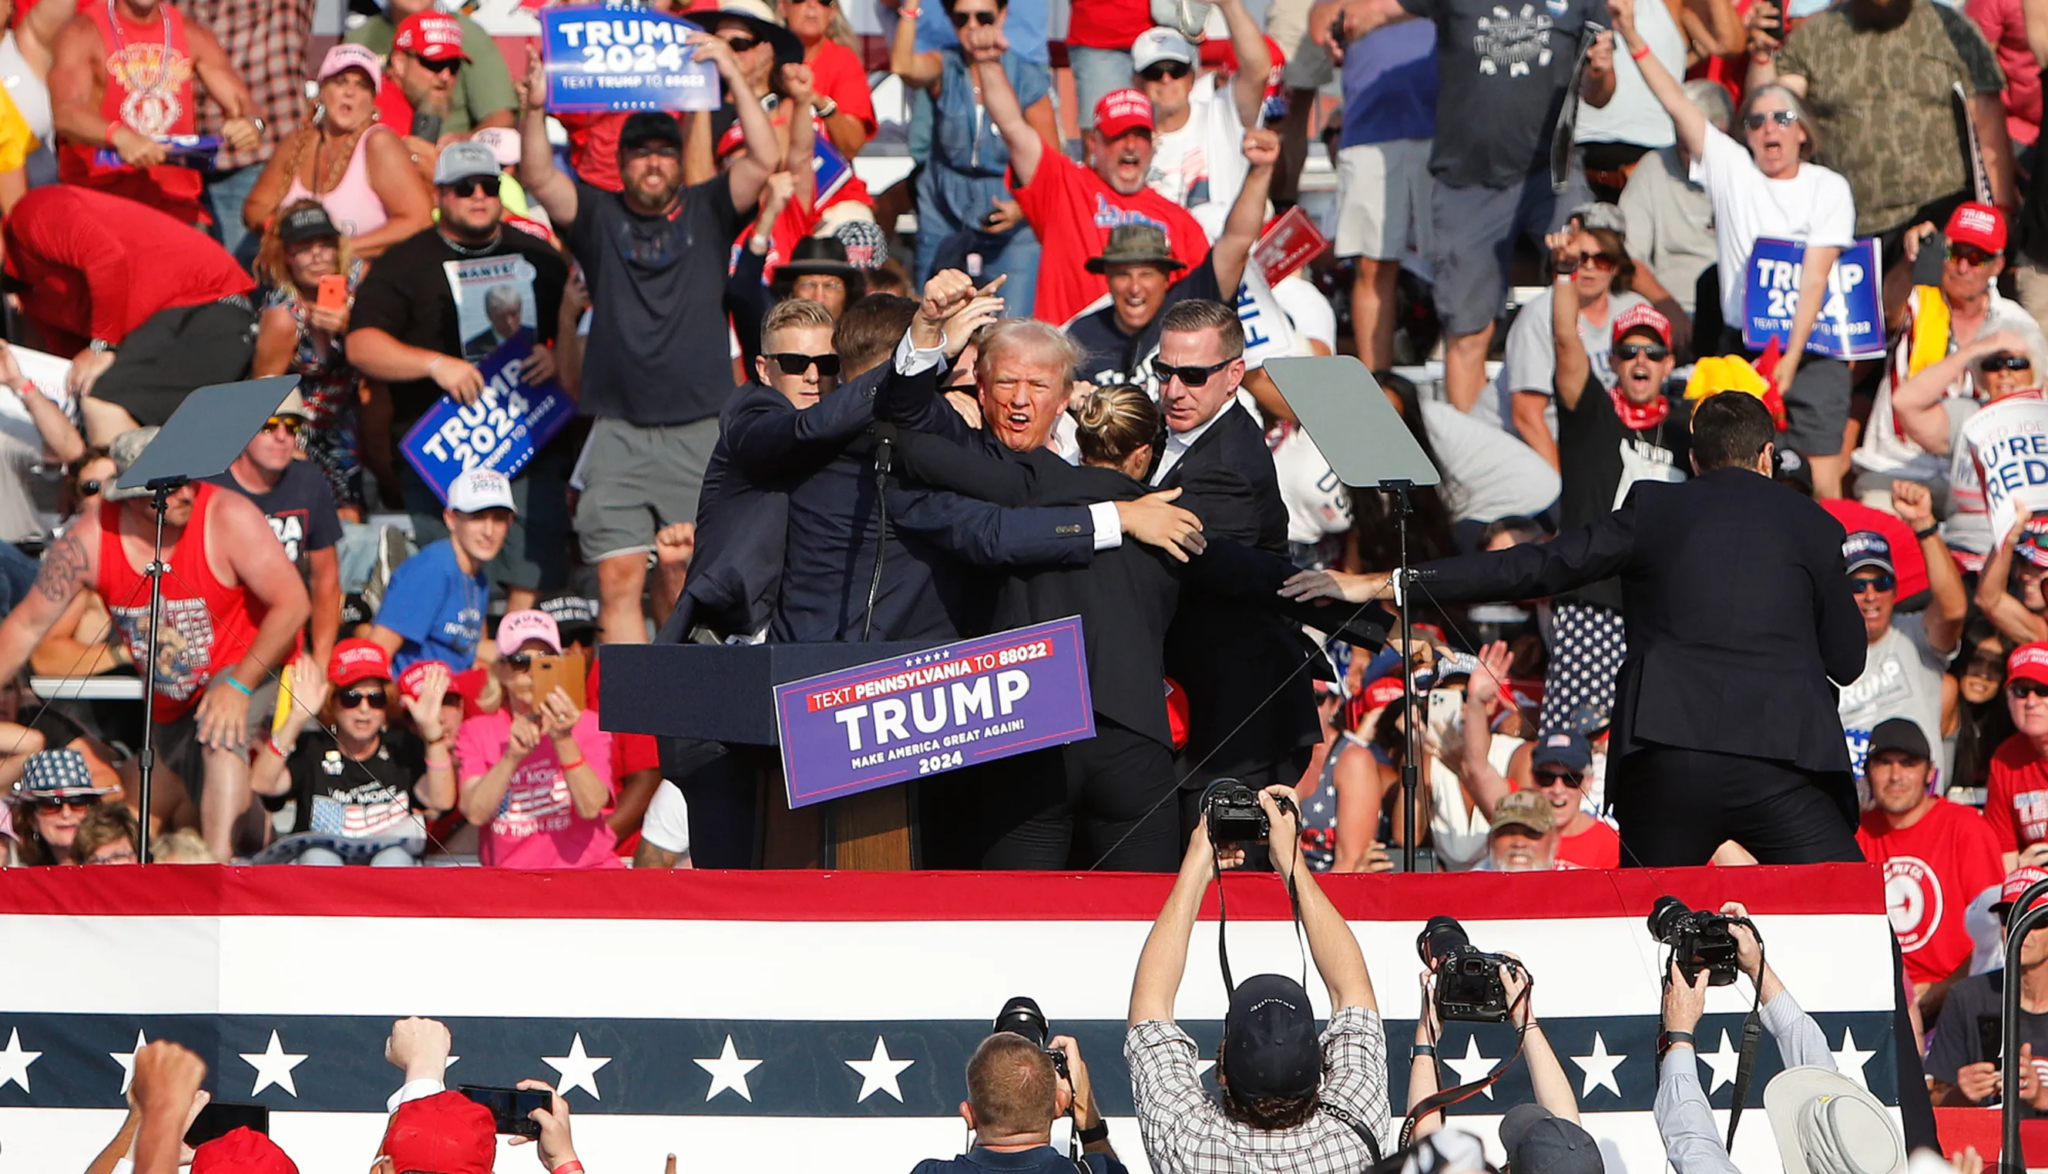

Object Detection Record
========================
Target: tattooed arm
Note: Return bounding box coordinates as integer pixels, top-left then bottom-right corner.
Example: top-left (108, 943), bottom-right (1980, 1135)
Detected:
top-left (0, 519), bottom-right (100, 685)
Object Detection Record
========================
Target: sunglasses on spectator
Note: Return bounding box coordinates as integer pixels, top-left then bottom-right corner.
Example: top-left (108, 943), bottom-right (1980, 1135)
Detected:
top-left (1534, 769), bottom-right (1585, 789)
top-left (1742, 110), bottom-right (1800, 130)
top-left (1614, 342), bottom-right (1669, 362)
top-left (443, 176), bottom-right (501, 199)
top-left (949, 8), bottom-right (997, 24)
top-left (2010, 681), bottom-right (2048, 699)
top-left (721, 32), bottom-right (763, 51)
top-left (263, 415), bottom-right (304, 435)
top-left (1575, 253), bottom-right (1620, 273)
top-left (30, 794), bottom-right (96, 812)
top-left (504, 652), bottom-right (541, 670)
top-left (1849, 574), bottom-right (1896, 594)
top-left (418, 57), bottom-right (462, 75)
top-left (338, 688), bottom-right (388, 710)
top-left (1982, 354), bottom-right (2032, 372)
top-left (1140, 62), bottom-right (1192, 82)
top-left (1156, 357), bottom-right (1233, 386)
top-left (764, 352), bottom-right (842, 377)
top-left (1965, 650), bottom-right (2007, 676)
top-left (1950, 245), bottom-right (1998, 267)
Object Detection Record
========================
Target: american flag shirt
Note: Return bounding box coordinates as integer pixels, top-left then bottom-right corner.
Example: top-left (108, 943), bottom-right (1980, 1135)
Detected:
top-left (287, 731), bottom-right (426, 839)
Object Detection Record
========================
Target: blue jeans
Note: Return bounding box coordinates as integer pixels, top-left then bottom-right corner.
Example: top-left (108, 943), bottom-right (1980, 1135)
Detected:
top-left (1067, 47), bottom-right (1134, 129)
top-left (924, 223), bottom-right (1040, 322)
top-left (204, 164), bottom-right (265, 271)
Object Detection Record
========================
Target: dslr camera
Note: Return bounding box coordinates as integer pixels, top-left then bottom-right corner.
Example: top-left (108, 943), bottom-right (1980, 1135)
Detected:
top-left (1417, 916), bottom-right (1515, 1023)
top-left (992, 996), bottom-right (1070, 1080)
top-left (1647, 896), bottom-right (1745, 987)
top-left (1203, 779), bottom-right (1298, 845)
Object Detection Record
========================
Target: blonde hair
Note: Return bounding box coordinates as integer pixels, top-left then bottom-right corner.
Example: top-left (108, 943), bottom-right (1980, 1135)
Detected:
top-left (762, 297), bottom-right (837, 352)
top-left (255, 198), bottom-right (355, 294)
top-left (150, 829), bottom-right (218, 864)
top-left (1069, 382), bottom-right (1160, 468)
top-left (975, 320), bottom-right (1080, 388)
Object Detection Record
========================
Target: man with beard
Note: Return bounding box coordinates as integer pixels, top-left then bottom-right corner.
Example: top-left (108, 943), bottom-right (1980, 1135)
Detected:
top-left (965, 23), bottom-right (1208, 324)
top-left (1760, 0), bottom-right (2010, 250)
top-left (518, 35), bottom-right (780, 645)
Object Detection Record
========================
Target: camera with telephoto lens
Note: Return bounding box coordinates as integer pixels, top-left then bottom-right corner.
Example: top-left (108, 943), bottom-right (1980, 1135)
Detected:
top-left (1416, 916), bottom-right (1514, 1023)
top-left (1647, 896), bottom-right (1744, 987)
top-left (1203, 779), bottom-right (1298, 844)
top-left (992, 996), bottom-right (1070, 1080)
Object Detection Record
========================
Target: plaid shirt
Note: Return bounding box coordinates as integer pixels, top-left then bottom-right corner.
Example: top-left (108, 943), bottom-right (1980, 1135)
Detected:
top-left (184, 0), bottom-right (316, 171)
top-left (1125, 1009), bottom-right (1392, 1174)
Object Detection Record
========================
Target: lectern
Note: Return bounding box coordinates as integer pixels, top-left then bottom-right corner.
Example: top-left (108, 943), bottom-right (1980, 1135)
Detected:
top-left (599, 641), bottom-right (930, 868)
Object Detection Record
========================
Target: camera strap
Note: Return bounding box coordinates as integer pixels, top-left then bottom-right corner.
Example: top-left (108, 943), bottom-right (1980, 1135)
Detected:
top-left (1211, 841), bottom-right (1310, 998)
top-left (1317, 1098), bottom-right (1383, 1164)
top-left (1400, 976), bottom-right (1532, 1148)
top-left (860, 429), bottom-right (895, 642)
top-left (1722, 935), bottom-right (1768, 1149)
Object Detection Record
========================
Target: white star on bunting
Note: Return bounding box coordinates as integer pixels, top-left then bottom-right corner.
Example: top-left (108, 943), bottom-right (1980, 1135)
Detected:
top-left (1698, 1029), bottom-right (1743, 1093)
top-left (111, 1030), bottom-right (148, 1096)
top-left (543, 1033), bottom-right (613, 1101)
top-left (1443, 1035), bottom-right (1499, 1098)
top-left (0, 1028), bottom-right (41, 1093)
top-left (1832, 1027), bottom-right (1874, 1091)
top-left (240, 1031), bottom-right (308, 1097)
top-left (1568, 1031), bottom-right (1626, 1099)
top-left (695, 1035), bottom-right (763, 1103)
top-left (845, 1036), bottom-right (914, 1103)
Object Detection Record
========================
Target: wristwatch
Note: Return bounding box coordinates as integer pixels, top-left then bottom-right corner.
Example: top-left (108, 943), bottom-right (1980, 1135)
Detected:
top-left (88, 339), bottom-right (116, 355)
top-left (1914, 524), bottom-right (1940, 540)
top-left (1656, 1030), bottom-right (1695, 1059)
top-left (815, 96), bottom-right (840, 119)
top-left (1076, 1121), bottom-right (1109, 1145)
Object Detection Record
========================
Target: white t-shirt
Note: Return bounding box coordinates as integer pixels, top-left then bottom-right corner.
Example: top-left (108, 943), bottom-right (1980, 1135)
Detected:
top-left (1421, 400), bottom-right (1562, 523)
top-left (1692, 126), bottom-right (1858, 320)
top-left (1273, 274), bottom-right (1338, 352)
top-left (1574, 0), bottom-right (1684, 149)
top-left (637, 780), bottom-right (691, 860)
top-left (1480, 287), bottom-right (1649, 436)
top-left (1146, 72), bottom-right (1248, 212)
top-left (1271, 423), bottom-right (1353, 545)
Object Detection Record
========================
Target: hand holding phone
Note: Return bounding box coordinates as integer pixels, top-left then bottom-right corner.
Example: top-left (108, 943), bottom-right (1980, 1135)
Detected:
top-left (458, 1084), bottom-right (551, 1138)
top-left (317, 275), bottom-right (349, 312)
top-left (186, 1101), bottom-right (269, 1147)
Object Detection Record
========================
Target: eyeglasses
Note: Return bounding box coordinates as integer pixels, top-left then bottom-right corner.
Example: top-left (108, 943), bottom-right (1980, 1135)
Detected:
top-left (442, 176), bottom-right (501, 199)
top-left (418, 57), bottom-right (462, 75)
top-left (1982, 354), bottom-right (2033, 372)
top-left (2010, 681), bottom-right (2048, 699)
top-left (1614, 342), bottom-right (1670, 362)
top-left (1155, 357), bottom-right (1234, 387)
top-left (1950, 245), bottom-right (1998, 267)
top-left (263, 415), bottom-right (304, 435)
top-left (30, 794), bottom-right (97, 812)
top-left (86, 848), bottom-right (136, 864)
top-left (1742, 109), bottom-right (1800, 130)
top-left (721, 32), bottom-right (763, 52)
top-left (338, 688), bottom-right (389, 710)
top-left (949, 8), bottom-right (997, 24)
top-left (1533, 770), bottom-right (1585, 789)
top-left (765, 352), bottom-right (842, 377)
top-left (1139, 61), bottom-right (1192, 82)
top-left (1849, 574), bottom-right (1896, 594)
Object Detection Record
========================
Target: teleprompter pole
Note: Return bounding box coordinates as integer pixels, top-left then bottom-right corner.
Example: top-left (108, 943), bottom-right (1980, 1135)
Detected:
top-left (135, 476), bottom-right (188, 864)
top-left (1385, 479), bottom-right (1418, 873)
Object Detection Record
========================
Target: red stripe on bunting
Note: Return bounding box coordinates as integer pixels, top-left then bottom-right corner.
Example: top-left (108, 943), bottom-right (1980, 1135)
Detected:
top-left (0, 863), bottom-right (1883, 922)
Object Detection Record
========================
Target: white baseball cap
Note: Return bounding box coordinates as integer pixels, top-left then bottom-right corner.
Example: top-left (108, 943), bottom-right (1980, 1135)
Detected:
top-left (445, 467), bottom-right (516, 514)
top-left (1132, 26), bottom-right (1197, 71)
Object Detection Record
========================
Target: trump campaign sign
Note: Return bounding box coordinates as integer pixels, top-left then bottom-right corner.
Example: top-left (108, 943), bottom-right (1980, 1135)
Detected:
top-left (775, 618), bottom-right (1095, 807)
top-left (542, 4), bottom-right (721, 113)
top-left (1742, 237), bottom-right (1887, 361)
top-left (1960, 390), bottom-right (2048, 541)
top-left (400, 337), bottom-right (575, 504)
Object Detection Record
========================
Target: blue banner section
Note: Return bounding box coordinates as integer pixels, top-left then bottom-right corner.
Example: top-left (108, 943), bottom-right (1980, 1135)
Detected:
top-left (775, 618), bottom-right (1096, 807)
top-left (542, 4), bottom-right (721, 113)
top-left (93, 134), bottom-right (221, 170)
top-left (399, 337), bottom-right (574, 504)
top-left (1742, 236), bottom-right (1887, 361)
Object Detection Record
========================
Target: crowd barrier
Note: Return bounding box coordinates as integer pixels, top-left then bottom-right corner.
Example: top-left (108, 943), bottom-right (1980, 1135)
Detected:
top-left (0, 863), bottom-right (1893, 1173)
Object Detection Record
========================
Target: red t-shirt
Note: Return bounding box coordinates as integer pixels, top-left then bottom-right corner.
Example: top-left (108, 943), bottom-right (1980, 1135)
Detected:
top-left (376, 83), bottom-right (416, 140)
top-left (1067, 0), bottom-right (1153, 51)
top-left (1010, 146), bottom-right (1210, 324)
top-left (1557, 817), bottom-right (1621, 869)
top-left (585, 657), bottom-right (660, 855)
top-left (1987, 733), bottom-right (2048, 853)
top-left (805, 40), bottom-right (878, 138)
top-left (2, 186), bottom-right (254, 353)
top-left (1858, 798), bottom-right (2006, 986)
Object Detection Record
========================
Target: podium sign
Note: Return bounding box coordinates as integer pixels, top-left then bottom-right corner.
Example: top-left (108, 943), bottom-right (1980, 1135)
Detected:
top-left (774, 618), bottom-right (1095, 808)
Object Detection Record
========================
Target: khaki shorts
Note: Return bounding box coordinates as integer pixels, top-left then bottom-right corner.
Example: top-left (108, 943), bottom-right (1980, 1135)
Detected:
top-left (1334, 140), bottom-right (1434, 261)
top-left (1264, 0), bottom-right (1337, 90)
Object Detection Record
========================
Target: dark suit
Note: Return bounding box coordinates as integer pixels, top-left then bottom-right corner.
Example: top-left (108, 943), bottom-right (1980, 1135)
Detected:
top-left (1411, 466), bottom-right (1867, 865)
top-left (1153, 403), bottom-right (1323, 834)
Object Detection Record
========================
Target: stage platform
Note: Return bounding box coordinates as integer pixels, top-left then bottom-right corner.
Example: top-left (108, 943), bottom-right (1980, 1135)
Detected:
top-left (0, 864), bottom-right (1896, 1173)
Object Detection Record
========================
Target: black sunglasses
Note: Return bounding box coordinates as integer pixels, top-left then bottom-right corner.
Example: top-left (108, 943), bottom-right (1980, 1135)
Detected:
top-left (2011, 681), bottom-right (2048, 699)
top-left (1742, 109), bottom-right (1799, 130)
top-left (1533, 769), bottom-right (1585, 788)
top-left (1614, 342), bottom-right (1670, 362)
top-left (721, 32), bottom-right (763, 52)
top-left (443, 176), bottom-right (501, 199)
top-left (418, 57), bottom-right (462, 75)
top-left (1155, 357), bottom-right (1233, 387)
top-left (77, 479), bottom-right (102, 497)
top-left (765, 352), bottom-right (842, 377)
top-left (505, 652), bottom-right (538, 669)
top-left (949, 8), bottom-right (996, 24)
top-left (1139, 61), bottom-right (1192, 82)
top-left (31, 794), bottom-right (97, 811)
top-left (338, 688), bottom-right (389, 710)
top-left (1982, 354), bottom-right (2033, 372)
top-left (1850, 573), bottom-right (1897, 594)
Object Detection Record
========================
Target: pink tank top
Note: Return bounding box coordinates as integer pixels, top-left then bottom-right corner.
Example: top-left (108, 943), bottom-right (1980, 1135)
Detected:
top-left (283, 123), bottom-right (393, 239)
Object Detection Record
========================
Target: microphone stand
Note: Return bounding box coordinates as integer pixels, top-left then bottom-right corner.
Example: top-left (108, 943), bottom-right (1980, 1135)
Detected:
top-left (1383, 478), bottom-right (1419, 873)
top-left (135, 475), bottom-right (188, 865)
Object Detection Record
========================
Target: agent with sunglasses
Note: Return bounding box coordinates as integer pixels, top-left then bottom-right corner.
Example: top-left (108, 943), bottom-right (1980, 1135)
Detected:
top-left (248, 639), bottom-right (453, 866)
top-left (4, 748), bottom-right (119, 866)
top-left (1838, 498), bottom-right (1967, 783)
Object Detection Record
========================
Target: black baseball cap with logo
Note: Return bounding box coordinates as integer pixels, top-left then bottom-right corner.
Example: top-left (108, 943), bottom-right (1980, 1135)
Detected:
top-left (1220, 974), bottom-right (1321, 1100)
top-left (279, 203), bottom-right (341, 245)
top-left (619, 110), bottom-right (684, 154)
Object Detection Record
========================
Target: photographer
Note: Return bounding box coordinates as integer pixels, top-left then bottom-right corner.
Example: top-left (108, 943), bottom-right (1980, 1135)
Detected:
top-left (1654, 901), bottom-right (1900, 1173)
top-left (1406, 961), bottom-right (1596, 1171)
top-left (1126, 785), bottom-right (1391, 1171)
top-left (914, 1033), bottom-right (1125, 1174)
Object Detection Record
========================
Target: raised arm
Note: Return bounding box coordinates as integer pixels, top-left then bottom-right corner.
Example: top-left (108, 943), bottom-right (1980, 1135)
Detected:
top-left (1215, 0), bottom-right (1273, 127)
top-left (1505, 963), bottom-right (1581, 1123)
top-left (1455, 640), bottom-right (1515, 817)
top-left (1895, 479), bottom-right (1966, 655)
top-left (250, 656), bottom-right (328, 798)
top-left (518, 45), bottom-right (578, 229)
top-left (1266, 787), bottom-right (1376, 1011)
top-left (694, 31), bottom-right (780, 209)
top-left (1548, 234), bottom-right (1591, 411)
top-left (1978, 510), bottom-right (2048, 643)
top-left (1608, 0), bottom-right (1708, 160)
top-left (966, 29), bottom-right (1044, 186)
top-left (1894, 330), bottom-right (2030, 454)
top-left (1129, 824), bottom-right (1220, 1025)
top-left (1211, 129), bottom-right (1278, 296)
top-left (889, 3), bottom-right (944, 92)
